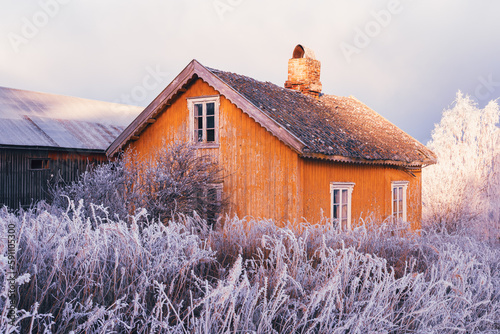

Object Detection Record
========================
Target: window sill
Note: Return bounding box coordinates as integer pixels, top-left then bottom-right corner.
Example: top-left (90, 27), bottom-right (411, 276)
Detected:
top-left (193, 143), bottom-right (220, 149)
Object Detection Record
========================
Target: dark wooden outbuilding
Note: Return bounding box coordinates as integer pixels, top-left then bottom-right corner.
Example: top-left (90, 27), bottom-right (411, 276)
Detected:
top-left (0, 87), bottom-right (142, 209)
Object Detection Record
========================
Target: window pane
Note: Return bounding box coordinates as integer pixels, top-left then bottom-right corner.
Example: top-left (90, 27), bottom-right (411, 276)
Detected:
top-left (197, 117), bottom-right (203, 130)
top-left (393, 200), bottom-right (397, 214)
top-left (207, 116), bottom-right (215, 129)
top-left (207, 129), bottom-right (215, 142)
top-left (333, 189), bottom-right (339, 204)
top-left (399, 199), bottom-right (403, 214)
top-left (31, 159), bottom-right (42, 169)
top-left (206, 103), bottom-right (215, 115)
top-left (342, 189), bottom-right (348, 203)
top-left (333, 204), bottom-right (339, 219)
top-left (196, 129), bottom-right (203, 142)
top-left (195, 104), bottom-right (203, 116)
top-left (342, 204), bottom-right (347, 218)
top-left (399, 187), bottom-right (403, 200)
top-left (393, 188), bottom-right (398, 201)
top-left (30, 159), bottom-right (49, 170)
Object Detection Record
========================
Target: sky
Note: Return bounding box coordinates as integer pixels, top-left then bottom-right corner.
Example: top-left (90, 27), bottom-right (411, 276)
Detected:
top-left (1, 0), bottom-right (499, 144)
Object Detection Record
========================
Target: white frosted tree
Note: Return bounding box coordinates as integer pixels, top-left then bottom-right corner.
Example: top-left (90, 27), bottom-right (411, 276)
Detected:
top-left (423, 92), bottom-right (500, 235)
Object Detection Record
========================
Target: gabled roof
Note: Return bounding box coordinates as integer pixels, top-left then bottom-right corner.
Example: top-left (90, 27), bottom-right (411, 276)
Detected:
top-left (107, 60), bottom-right (436, 167)
top-left (0, 86), bottom-right (143, 151)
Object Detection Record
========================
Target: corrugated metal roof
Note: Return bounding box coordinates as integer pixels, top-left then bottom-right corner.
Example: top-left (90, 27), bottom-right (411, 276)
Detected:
top-left (0, 86), bottom-right (143, 150)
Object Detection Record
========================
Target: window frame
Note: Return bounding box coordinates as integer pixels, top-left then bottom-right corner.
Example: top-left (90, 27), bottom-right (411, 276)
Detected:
top-left (330, 182), bottom-right (355, 230)
top-left (202, 183), bottom-right (224, 224)
top-left (187, 95), bottom-right (220, 148)
top-left (29, 158), bottom-right (50, 170)
top-left (391, 181), bottom-right (409, 221)
top-left (207, 183), bottom-right (223, 205)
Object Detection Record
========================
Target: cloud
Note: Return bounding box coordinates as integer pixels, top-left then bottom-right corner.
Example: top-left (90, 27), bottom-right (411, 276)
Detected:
top-left (0, 0), bottom-right (499, 143)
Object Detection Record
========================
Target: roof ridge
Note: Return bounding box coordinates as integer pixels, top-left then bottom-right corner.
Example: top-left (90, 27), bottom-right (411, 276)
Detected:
top-left (207, 66), bottom-right (321, 99)
top-left (0, 86), bottom-right (144, 108)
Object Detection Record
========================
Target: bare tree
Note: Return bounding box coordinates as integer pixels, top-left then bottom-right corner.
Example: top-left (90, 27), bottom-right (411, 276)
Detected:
top-left (50, 142), bottom-right (226, 225)
top-left (126, 142), bottom-right (226, 224)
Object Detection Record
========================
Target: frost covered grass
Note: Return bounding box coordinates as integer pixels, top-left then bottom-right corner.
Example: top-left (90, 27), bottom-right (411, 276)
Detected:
top-left (1, 203), bottom-right (499, 333)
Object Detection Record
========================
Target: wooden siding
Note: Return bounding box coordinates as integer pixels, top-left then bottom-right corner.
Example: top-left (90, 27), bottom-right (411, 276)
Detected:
top-left (0, 148), bottom-right (106, 209)
top-left (127, 78), bottom-right (302, 223)
top-left (300, 158), bottom-right (422, 229)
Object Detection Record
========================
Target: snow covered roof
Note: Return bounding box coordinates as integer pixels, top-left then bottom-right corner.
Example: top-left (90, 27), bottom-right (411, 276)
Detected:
top-left (0, 86), bottom-right (143, 151)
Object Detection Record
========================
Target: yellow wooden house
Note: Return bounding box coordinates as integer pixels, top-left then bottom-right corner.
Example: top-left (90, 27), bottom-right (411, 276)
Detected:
top-left (107, 45), bottom-right (436, 229)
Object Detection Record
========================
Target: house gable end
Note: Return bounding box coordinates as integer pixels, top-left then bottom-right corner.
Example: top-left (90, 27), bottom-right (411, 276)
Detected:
top-left (107, 60), bottom-right (306, 157)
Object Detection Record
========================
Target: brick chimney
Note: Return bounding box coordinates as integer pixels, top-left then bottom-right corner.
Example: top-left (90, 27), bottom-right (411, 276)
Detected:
top-left (284, 44), bottom-right (322, 98)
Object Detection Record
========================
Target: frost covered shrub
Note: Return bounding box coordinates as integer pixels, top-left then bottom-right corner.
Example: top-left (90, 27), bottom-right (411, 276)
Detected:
top-left (423, 92), bottom-right (500, 237)
top-left (49, 159), bottom-right (129, 220)
top-left (1, 205), bottom-right (499, 333)
top-left (50, 142), bottom-right (225, 224)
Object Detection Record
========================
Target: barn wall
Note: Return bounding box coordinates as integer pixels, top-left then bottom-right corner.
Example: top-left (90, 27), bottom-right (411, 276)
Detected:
top-left (0, 148), bottom-right (106, 209)
top-left (300, 158), bottom-right (422, 229)
top-left (127, 78), bottom-right (302, 223)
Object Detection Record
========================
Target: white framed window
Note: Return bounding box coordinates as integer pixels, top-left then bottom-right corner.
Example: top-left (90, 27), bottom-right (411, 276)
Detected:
top-left (187, 96), bottom-right (220, 147)
top-left (202, 183), bottom-right (223, 225)
top-left (391, 181), bottom-right (409, 221)
top-left (207, 183), bottom-right (223, 205)
top-left (330, 182), bottom-right (355, 230)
